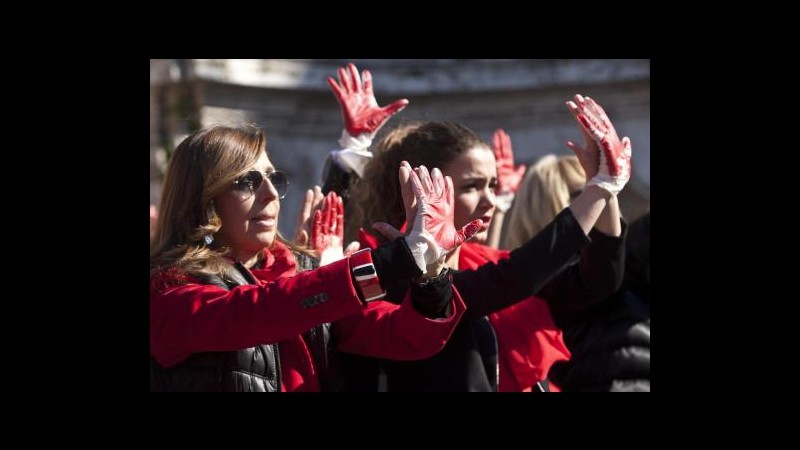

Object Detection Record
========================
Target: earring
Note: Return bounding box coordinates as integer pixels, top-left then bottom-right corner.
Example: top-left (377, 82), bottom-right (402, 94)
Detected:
top-left (204, 234), bottom-right (214, 245)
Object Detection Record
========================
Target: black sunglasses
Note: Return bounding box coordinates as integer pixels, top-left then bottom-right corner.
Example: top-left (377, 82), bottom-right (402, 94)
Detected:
top-left (232, 170), bottom-right (289, 199)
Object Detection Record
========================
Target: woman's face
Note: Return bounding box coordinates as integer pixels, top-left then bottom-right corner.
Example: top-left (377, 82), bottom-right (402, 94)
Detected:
top-left (443, 146), bottom-right (497, 244)
top-left (214, 151), bottom-right (282, 262)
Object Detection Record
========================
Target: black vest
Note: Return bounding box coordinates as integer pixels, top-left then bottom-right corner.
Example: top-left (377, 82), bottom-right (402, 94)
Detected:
top-left (150, 258), bottom-right (336, 392)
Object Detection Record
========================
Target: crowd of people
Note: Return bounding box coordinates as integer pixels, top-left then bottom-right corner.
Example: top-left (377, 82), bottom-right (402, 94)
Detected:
top-left (149, 62), bottom-right (649, 392)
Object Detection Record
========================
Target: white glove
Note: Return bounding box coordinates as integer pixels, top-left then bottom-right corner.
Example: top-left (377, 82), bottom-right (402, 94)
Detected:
top-left (330, 129), bottom-right (375, 178)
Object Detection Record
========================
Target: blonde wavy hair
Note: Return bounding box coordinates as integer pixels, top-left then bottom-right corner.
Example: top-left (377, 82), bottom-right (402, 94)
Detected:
top-left (150, 125), bottom-right (301, 281)
top-left (501, 154), bottom-right (586, 249)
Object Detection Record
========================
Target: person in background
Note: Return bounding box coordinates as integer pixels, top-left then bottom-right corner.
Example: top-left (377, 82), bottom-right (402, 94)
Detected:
top-left (485, 128), bottom-right (526, 249)
top-left (501, 154), bottom-right (586, 250)
top-left (548, 211), bottom-right (650, 392)
top-left (322, 62), bottom-right (408, 206)
top-left (494, 101), bottom-right (649, 391)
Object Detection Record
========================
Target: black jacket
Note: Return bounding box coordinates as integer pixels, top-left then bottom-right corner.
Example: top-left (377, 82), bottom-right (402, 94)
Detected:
top-left (548, 290), bottom-right (650, 392)
top-left (150, 238), bottom-right (455, 392)
top-left (150, 264), bottom-right (287, 392)
top-left (338, 209), bottom-right (625, 391)
top-left (548, 212), bottom-right (650, 392)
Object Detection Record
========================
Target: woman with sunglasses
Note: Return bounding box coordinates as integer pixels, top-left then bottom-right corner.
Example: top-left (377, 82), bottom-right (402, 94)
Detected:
top-left (150, 125), bottom-right (481, 392)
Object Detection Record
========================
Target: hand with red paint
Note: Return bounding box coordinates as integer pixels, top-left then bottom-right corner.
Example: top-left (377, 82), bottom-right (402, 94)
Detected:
top-left (294, 186), bottom-right (324, 247)
top-left (327, 63), bottom-right (409, 178)
top-left (565, 94), bottom-right (632, 195)
top-left (328, 62), bottom-right (409, 136)
top-left (374, 161), bottom-right (485, 272)
top-left (492, 128), bottom-right (526, 213)
top-left (312, 191), bottom-right (346, 266)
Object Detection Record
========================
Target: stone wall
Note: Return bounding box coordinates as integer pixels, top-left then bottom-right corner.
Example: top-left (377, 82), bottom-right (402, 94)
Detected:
top-left (150, 59), bottom-right (650, 237)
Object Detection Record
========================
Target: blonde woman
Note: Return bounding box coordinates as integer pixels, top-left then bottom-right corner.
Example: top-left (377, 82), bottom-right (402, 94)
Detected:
top-left (501, 154), bottom-right (586, 250)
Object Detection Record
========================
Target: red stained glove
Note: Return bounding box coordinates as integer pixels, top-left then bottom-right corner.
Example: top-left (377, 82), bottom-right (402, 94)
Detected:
top-left (493, 128), bottom-right (526, 194)
top-left (398, 161), bottom-right (485, 271)
top-left (566, 94), bottom-right (632, 195)
top-left (492, 128), bottom-right (526, 213)
top-left (311, 192), bottom-right (345, 266)
top-left (326, 62), bottom-right (409, 178)
top-left (327, 62), bottom-right (409, 137)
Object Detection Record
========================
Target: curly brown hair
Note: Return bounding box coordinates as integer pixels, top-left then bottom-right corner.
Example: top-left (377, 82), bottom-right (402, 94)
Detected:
top-left (347, 121), bottom-right (489, 244)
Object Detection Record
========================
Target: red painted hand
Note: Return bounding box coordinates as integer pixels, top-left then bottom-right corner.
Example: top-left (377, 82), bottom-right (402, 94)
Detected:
top-left (327, 62), bottom-right (409, 136)
top-left (311, 191), bottom-right (345, 265)
top-left (405, 162), bottom-right (484, 261)
top-left (493, 129), bottom-right (526, 195)
top-left (565, 94), bottom-right (632, 194)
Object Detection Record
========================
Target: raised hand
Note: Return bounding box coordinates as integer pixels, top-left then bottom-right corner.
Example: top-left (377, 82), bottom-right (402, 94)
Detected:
top-left (375, 161), bottom-right (485, 272)
top-left (493, 129), bottom-right (526, 195)
top-left (492, 128), bottom-right (526, 213)
top-left (327, 62), bottom-right (409, 137)
top-left (565, 94), bottom-right (632, 195)
top-left (311, 191), bottom-right (345, 266)
top-left (294, 186), bottom-right (324, 246)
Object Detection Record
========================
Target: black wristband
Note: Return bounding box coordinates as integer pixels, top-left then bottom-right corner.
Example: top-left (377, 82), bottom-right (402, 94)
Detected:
top-left (410, 267), bottom-right (453, 319)
top-left (371, 237), bottom-right (424, 284)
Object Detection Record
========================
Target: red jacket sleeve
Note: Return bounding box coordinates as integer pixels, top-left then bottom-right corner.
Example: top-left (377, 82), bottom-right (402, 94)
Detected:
top-left (331, 286), bottom-right (466, 360)
top-left (150, 258), bottom-right (364, 368)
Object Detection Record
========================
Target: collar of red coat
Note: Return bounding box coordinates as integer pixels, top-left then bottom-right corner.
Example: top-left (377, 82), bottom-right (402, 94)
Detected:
top-left (151, 241), bottom-right (299, 292)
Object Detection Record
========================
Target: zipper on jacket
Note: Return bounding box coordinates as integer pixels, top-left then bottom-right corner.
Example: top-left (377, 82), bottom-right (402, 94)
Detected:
top-left (272, 343), bottom-right (281, 392)
top-left (482, 316), bottom-right (500, 391)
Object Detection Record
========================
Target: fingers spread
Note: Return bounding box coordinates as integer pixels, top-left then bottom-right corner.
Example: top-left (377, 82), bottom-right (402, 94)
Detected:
top-left (327, 77), bottom-right (344, 102)
top-left (324, 193), bottom-right (333, 230)
top-left (383, 98), bottom-right (409, 116)
top-left (338, 67), bottom-right (351, 94)
top-left (347, 63), bottom-right (361, 93)
top-left (335, 194), bottom-right (344, 238)
top-left (431, 167), bottom-right (444, 198)
top-left (313, 185), bottom-right (323, 205)
top-left (622, 136), bottom-right (632, 157)
top-left (466, 218), bottom-right (487, 237)
top-left (444, 175), bottom-right (455, 209)
top-left (313, 209), bottom-right (323, 239)
top-left (493, 133), bottom-right (502, 158)
top-left (300, 188), bottom-right (314, 220)
top-left (417, 165), bottom-right (433, 195)
top-left (514, 164), bottom-right (527, 179)
top-left (408, 167), bottom-right (426, 201)
top-left (566, 140), bottom-right (584, 156)
top-left (362, 69), bottom-right (373, 94)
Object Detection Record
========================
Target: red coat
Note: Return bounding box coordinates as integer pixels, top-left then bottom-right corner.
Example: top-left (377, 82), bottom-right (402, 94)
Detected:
top-left (459, 242), bottom-right (570, 392)
top-left (150, 241), bottom-right (465, 392)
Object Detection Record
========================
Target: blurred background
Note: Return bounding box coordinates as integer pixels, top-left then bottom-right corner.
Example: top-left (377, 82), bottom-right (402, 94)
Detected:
top-left (150, 59), bottom-right (650, 238)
